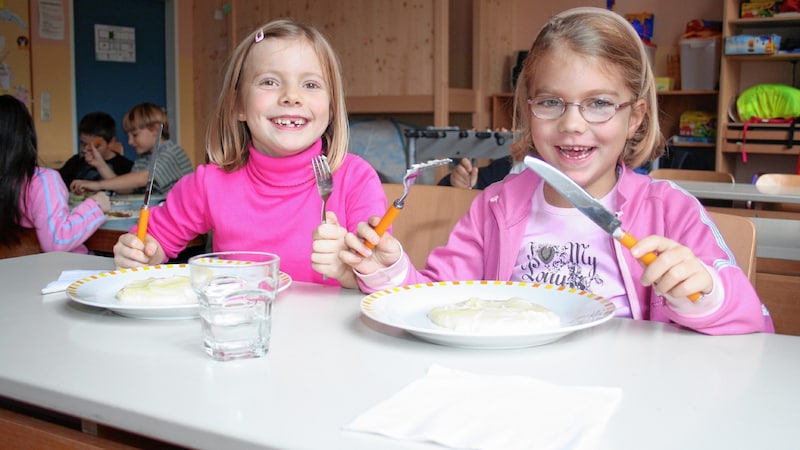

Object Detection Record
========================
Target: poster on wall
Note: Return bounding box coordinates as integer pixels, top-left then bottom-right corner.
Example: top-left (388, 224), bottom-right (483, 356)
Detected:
top-left (38, 0), bottom-right (64, 40)
top-left (0, 0), bottom-right (33, 108)
top-left (94, 24), bottom-right (135, 63)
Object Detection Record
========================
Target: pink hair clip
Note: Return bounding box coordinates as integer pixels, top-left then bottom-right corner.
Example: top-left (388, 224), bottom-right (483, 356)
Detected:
top-left (255, 30), bottom-right (265, 43)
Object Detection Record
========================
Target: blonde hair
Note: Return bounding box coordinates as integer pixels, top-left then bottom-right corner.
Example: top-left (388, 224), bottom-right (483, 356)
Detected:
top-left (513, 7), bottom-right (664, 168)
top-left (122, 102), bottom-right (170, 140)
top-left (206, 19), bottom-right (349, 172)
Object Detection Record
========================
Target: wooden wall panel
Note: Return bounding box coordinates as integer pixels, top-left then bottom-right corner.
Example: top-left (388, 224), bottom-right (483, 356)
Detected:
top-left (227, 0), bottom-right (436, 96)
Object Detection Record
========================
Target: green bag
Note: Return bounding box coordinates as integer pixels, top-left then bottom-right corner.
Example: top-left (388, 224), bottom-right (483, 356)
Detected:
top-left (736, 84), bottom-right (800, 121)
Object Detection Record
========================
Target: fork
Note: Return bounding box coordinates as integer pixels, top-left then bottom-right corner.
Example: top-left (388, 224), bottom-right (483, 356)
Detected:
top-left (312, 155), bottom-right (334, 224)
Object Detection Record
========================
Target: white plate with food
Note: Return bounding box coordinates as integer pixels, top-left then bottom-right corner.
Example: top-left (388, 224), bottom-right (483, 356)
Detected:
top-left (360, 281), bottom-right (615, 349)
top-left (67, 265), bottom-right (293, 320)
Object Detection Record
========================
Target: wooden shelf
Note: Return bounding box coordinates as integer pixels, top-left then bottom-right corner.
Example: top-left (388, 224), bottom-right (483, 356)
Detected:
top-left (728, 15), bottom-right (800, 26)
top-left (657, 90), bottom-right (718, 96)
top-left (715, 0), bottom-right (800, 179)
top-left (726, 53), bottom-right (800, 62)
top-left (669, 142), bottom-right (716, 148)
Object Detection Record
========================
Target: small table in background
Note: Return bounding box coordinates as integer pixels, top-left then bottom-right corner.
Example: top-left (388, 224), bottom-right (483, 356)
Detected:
top-left (84, 194), bottom-right (204, 257)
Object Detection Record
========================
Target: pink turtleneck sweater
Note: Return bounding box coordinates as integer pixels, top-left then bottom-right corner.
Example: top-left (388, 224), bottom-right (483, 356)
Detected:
top-left (140, 140), bottom-right (386, 285)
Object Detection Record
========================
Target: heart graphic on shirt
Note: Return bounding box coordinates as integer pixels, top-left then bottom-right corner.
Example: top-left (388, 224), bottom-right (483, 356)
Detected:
top-left (538, 246), bottom-right (555, 264)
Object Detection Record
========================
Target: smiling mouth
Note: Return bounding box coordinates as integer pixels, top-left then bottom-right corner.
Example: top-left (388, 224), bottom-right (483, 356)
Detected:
top-left (557, 146), bottom-right (593, 160)
top-left (273, 118), bottom-right (307, 128)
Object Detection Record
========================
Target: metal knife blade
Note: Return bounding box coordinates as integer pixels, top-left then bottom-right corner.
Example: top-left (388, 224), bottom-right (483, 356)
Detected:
top-left (142, 123), bottom-right (164, 208)
top-left (523, 155), bottom-right (622, 235)
top-left (136, 123), bottom-right (164, 241)
top-left (523, 155), bottom-right (700, 302)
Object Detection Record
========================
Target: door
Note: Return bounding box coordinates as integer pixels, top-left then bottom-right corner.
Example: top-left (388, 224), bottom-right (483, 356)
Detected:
top-left (73, 0), bottom-right (173, 161)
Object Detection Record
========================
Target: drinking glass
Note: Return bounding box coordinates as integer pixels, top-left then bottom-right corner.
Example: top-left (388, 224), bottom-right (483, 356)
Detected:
top-left (189, 251), bottom-right (280, 361)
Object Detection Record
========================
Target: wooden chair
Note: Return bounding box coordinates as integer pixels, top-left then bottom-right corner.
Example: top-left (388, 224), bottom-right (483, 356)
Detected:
top-left (382, 183), bottom-right (480, 269)
top-left (708, 211), bottom-right (757, 286)
top-left (649, 168), bottom-right (735, 183)
top-left (754, 173), bottom-right (800, 212)
top-left (0, 228), bottom-right (42, 259)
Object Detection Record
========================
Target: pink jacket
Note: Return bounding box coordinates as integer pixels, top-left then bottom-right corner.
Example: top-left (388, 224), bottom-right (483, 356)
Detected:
top-left (359, 165), bottom-right (773, 335)
top-left (18, 167), bottom-right (106, 254)
top-left (142, 140), bottom-right (387, 285)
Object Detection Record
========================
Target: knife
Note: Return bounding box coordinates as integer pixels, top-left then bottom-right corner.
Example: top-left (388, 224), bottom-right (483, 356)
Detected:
top-left (136, 123), bottom-right (164, 241)
top-left (523, 155), bottom-right (700, 302)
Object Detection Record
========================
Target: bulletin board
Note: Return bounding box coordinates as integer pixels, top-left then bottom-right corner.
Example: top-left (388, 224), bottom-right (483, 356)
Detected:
top-left (0, 0), bottom-right (32, 108)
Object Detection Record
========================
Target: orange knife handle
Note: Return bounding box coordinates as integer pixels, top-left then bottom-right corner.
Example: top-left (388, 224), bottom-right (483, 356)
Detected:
top-left (618, 232), bottom-right (657, 265)
top-left (365, 205), bottom-right (401, 249)
top-left (618, 231), bottom-right (701, 303)
top-left (136, 207), bottom-right (150, 242)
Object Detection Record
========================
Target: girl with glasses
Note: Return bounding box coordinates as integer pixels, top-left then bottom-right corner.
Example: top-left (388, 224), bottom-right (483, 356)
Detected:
top-left (341, 7), bottom-right (772, 335)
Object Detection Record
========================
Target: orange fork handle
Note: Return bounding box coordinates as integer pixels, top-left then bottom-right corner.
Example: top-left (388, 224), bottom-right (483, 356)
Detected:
top-left (618, 231), bottom-right (701, 302)
top-left (136, 207), bottom-right (150, 242)
top-left (365, 205), bottom-right (402, 249)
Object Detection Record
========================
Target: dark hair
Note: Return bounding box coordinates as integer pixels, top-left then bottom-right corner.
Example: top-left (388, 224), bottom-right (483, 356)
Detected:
top-left (78, 111), bottom-right (117, 142)
top-left (0, 95), bottom-right (38, 246)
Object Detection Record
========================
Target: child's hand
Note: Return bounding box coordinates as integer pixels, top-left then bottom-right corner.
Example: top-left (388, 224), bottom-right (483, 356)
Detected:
top-left (341, 216), bottom-right (403, 274)
top-left (90, 191), bottom-right (111, 213)
top-left (70, 179), bottom-right (100, 195)
top-left (83, 145), bottom-right (102, 165)
top-left (113, 232), bottom-right (165, 268)
top-left (630, 235), bottom-right (713, 305)
top-left (450, 158), bottom-right (478, 189)
top-left (311, 211), bottom-right (357, 287)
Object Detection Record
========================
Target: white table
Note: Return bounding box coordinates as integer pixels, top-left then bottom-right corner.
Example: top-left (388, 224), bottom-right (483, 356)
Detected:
top-left (673, 180), bottom-right (800, 204)
top-left (671, 180), bottom-right (800, 261)
top-left (1, 253), bottom-right (798, 450)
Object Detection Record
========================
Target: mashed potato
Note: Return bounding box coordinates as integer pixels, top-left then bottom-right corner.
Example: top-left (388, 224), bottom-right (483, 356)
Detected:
top-left (116, 276), bottom-right (197, 305)
top-left (427, 297), bottom-right (560, 334)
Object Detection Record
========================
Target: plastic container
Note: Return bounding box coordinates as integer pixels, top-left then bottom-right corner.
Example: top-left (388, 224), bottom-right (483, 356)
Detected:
top-left (679, 37), bottom-right (720, 90)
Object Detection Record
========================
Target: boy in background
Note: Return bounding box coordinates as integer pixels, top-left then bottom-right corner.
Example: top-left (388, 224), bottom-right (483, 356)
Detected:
top-left (59, 112), bottom-right (133, 187)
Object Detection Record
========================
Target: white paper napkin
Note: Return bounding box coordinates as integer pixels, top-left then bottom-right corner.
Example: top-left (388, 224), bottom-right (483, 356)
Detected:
top-left (41, 270), bottom-right (105, 294)
top-left (344, 365), bottom-right (622, 450)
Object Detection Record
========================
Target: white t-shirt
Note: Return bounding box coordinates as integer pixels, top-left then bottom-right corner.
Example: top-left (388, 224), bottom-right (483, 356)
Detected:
top-left (512, 180), bottom-right (631, 317)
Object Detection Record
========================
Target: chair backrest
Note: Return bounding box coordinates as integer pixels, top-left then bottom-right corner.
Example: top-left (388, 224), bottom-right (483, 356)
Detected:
top-left (650, 168), bottom-right (735, 183)
top-left (0, 228), bottom-right (42, 259)
top-left (382, 183), bottom-right (480, 269)
top-left (708, 211), bottom-right (757, 285)
top-left (755, 173), bottom-right (800, 212)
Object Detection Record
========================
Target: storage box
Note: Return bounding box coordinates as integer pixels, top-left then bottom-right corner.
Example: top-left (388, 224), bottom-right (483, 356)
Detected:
top-left (655, 77), bottom-right (675, 91)
top-left (740, 1), bottom-right (781, 18)
top-left (725, 34), bottom-right (781, 55)
top-left (680, 37), bottom-right (720, 90)
top-left (679, 110), bottom-right (717, 138)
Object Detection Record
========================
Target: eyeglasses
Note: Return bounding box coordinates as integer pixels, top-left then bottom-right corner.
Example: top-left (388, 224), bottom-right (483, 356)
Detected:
top-left (527, 96), bottom-right (634, 124)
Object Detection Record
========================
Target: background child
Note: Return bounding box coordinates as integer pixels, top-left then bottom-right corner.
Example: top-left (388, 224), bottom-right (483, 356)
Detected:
top-left (58, 111), bottom-right (133, 187)
top-left (0, 95), bottom-right (110, 254)
top-left (70, 103), bottom-right (192, 195)
top-left (438, 141), bottom-right (530, 189)
top-left (112, 19), bottom-right (386, 287)
top-left (341, 7), bottom-right (773, 335)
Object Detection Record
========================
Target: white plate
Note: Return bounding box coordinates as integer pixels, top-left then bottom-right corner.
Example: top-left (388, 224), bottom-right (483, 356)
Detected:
top-left (360, 281), bottom-right (615, 349)
top-left (67, 265), bottom-right (293, 320)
